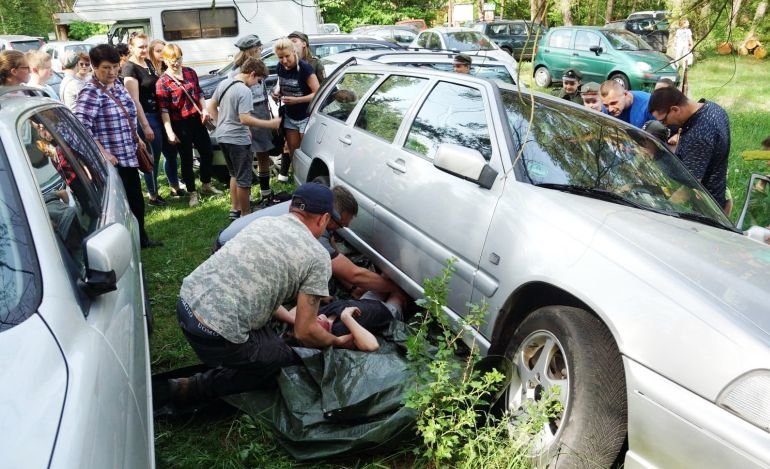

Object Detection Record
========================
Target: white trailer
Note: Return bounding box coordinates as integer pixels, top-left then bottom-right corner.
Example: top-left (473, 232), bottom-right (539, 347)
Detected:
top-left (73, 0), bottom-right (320, 73)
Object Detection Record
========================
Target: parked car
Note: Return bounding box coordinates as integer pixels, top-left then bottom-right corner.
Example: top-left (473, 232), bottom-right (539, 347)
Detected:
top-left (605, 16), bottom-right (670, 52)
top-left (350, 25), bottom-right (419, 47)
top-left (533, 26), bottom-right (678, 90)
top-left (0, 34), bottom-right (45, 52)
top-left (293, 61), bottom-right (770, 468)
top-left (396, 18), bottom-right (427, 31)
top-left (43, 41), bottom-right (93, 72)
top-left (321, 50), bottom-right (521, 85)
top-left (628, 9), bottom-right (669, 21)
top-left (0, 87), bottom-right (154, 467)
top-left (471, 19), bottom-right (546, 60)
top-left (319, 23), bottom-right (341, 34)
top-left (410, 27), bottom-right (517, 70)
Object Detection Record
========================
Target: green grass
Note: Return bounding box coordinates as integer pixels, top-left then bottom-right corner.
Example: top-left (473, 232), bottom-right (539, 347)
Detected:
top-left (146, 53), bottom-right (768, 467)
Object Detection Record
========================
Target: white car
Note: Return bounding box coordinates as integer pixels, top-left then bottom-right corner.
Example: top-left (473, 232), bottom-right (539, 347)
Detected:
top-left (0, 87), bottom-right (154, 467)
top-left (409, 27), bottom-right (518, 71)
top-left (44, 41), bottom-right (93, 72)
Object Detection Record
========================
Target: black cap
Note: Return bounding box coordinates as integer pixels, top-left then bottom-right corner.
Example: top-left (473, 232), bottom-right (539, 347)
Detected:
top-left (562, 69), bottom-right (583, 82)
top-left (454, 53), bottom-right (472, 65)
top-left (291, 183), bottom-right (340, 220)
top-left (288, 31), bottom-right (310, 45)
top-left (235, 34), bottom-right (262, 50)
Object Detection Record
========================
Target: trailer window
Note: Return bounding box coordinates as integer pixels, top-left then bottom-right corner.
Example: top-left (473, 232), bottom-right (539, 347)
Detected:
top-left (162, 7), bottom-right (238, 41)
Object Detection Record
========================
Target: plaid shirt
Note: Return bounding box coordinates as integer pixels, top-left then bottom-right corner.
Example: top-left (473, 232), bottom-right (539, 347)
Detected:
top-left (75, 80), bottom-right (138, 167)
top-left (156, 67), bottom-right (204, 122)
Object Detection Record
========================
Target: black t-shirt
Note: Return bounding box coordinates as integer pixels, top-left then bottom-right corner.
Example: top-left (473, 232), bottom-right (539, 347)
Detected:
top-left (277, 59), bottom-right (314, 120)
top-left (121, 60), bottom-right (159, 114)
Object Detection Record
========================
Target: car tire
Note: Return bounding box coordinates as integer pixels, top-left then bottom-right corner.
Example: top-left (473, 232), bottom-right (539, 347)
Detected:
top-left (503, 306), bottom-right (627, 468)
top-left (610, 72), bottom-right (631, 90)
top-left (534, 66), bottom-right (551, 88)
top-left (312, 174), bottom-right (330, 186)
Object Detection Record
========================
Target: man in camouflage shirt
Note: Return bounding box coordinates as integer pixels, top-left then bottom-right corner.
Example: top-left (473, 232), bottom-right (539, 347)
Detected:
top-left (171, 183), bottom-right (353, 404)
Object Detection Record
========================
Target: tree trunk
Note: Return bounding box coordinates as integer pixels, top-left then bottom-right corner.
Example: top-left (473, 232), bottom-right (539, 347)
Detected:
top-left (560, 0), bottom-right (573, 25)
top-left (667, 0), bottom-right (686, 58)
top-left (731, 0), bottom-right (744, 29)
top-left (749, 1), bottom-right (768, 36)
top-left (605, 0), bottom-right (614, 23)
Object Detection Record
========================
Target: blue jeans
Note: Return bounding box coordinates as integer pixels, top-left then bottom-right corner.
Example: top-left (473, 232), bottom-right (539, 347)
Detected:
top-left (140, 112), bottom-right (179, 195)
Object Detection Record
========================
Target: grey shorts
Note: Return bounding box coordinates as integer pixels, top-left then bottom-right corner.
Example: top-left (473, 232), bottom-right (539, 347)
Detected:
top-left (250, 102), bottom-right (275, 153)
top-left (220, 142), bottom-right (253, 188)
top-left (283, 115), bottom-right (309, 134)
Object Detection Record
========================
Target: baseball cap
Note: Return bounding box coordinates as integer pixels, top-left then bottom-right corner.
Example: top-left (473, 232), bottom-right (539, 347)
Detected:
top-left (562, 69), bottom-right (583, 82)
top-left (235, 34), bottom-right (262, 50)
top-left (454, 53), bottom-right (472, 65)
top-left (288, 31), bottom-right (310, 45)
top-left (291, 183), bottom-right (340, 220)
top-left (580, 81), bottom-right (600, 95)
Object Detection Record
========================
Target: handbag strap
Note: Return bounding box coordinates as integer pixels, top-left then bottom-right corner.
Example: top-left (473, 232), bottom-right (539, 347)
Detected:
top-left (91, 78), bottom-right (140, 143)
top-left (218, 79), bottom-right (242, 103)
top-left (166, 70), bottom-right (203, 115)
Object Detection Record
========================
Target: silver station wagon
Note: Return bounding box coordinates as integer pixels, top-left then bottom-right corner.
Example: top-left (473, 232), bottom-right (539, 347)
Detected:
top-left (0, 89), bottom-right (154, 467)
top-left (294, 63), bottom-right (770, 467)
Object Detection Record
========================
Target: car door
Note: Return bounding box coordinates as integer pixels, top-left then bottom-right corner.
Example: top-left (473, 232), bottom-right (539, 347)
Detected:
top-left (571, 30), bottom-right (612, 82)
top-left (372, 78), bottom-right (503, 315)
top-left (541, 28), bottom-right (573, 76)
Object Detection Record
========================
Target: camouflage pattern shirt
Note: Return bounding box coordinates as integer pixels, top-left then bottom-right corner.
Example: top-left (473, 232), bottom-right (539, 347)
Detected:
top-left (180, 214), bottom-right (331, 344)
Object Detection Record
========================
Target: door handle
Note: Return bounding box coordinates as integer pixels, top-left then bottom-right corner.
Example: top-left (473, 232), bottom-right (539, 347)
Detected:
top-left (387, 159), bottom-right (406, 173)
top-left (338, 135), bottom-right (352, 145)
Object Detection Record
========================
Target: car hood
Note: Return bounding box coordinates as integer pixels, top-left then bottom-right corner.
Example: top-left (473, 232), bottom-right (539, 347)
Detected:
top-left (625, 50), bottom-right (675, 69)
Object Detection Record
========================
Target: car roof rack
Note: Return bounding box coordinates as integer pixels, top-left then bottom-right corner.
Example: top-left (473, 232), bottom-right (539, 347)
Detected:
top-left (0, 85), bottom-right (54, 100)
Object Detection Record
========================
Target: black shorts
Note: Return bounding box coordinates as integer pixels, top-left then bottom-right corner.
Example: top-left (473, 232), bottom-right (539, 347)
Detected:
top-left (319, 299), bottom-right (394, 336)
top-left (220, 142), bottom-right (253, 188)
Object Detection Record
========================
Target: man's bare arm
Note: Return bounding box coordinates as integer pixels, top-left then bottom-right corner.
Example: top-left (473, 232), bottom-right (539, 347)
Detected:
top-left (293, 292), bottom-right (351, 348)
top-left (331, 253), bottom-right (398, 294)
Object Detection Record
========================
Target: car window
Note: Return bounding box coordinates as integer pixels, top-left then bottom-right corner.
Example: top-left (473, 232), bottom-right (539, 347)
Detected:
top-left (510, 24), bottom-right (526, 35)
top-left (10, 40), bottom-right (42, 52)
top-left (602, 30), bottom-right (651, 50)
top-left (547, 29), bottom-right (572, 48)
top-left (490, 24), bottom-right (509, 35)
top-left (20, 108), bottom-right (108, 275)
top-left (0, 146), bottom-right (41, 333)
top-left (445, 31), bottom-right (494, 51)
top-left (474, 65), bottom-right (514, 84)
top-left (405, 81), bottom-right (492, 160)
top-left (354, 75), bottom-right (428, 142)
top-left (319, 72), bottom-right (381, 122)
top-left (427, 33), bottom-right (442, 50)
top-left (574, 31), bottom-right (602, 51)
top-left (393, 30), bottom-right (417, 43)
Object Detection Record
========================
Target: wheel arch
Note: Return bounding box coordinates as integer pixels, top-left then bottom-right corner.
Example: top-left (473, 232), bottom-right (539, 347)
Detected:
top-left (306, 158), bottom-right (330, 184)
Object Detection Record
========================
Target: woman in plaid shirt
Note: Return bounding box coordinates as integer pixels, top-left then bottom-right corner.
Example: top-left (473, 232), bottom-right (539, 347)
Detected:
top-left (156, 43), bottom-right (220, 207)
top-left (75, 44), bottom-right (161, 248)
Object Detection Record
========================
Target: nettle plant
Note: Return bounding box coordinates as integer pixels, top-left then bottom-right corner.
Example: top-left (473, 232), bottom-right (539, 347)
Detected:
top-left (404, 261), bottom-right (563, 468)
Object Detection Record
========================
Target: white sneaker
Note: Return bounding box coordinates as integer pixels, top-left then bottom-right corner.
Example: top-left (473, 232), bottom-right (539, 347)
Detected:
top-left (277, 174), bottom-right (289, 182)
top-left (189, 192), bottom-right (199, 207)
top-left (200, 183), bottom-right (223, 195)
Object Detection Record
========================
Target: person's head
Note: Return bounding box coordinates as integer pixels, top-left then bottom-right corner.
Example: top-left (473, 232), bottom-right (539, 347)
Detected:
top-left (161, 43), bottom-right (184, 73)
top-left (237, 57), bottom-right (268, 86)
top-left (89, 44), bottom-right (121, 85)
top-left (562, 69), bottom-right (582, 94)
top-left (128, 33), bottom-right (150, 61)
top-left (233, 34), bottom-right (263, 68)
top-left (116, 43), bottom-right (130, 66)
top-left (648, 87), bottom-right (690, 127)
top-left (26, 50), bottom-right (54, 83)
top-left (289, 183), bottom-right (340, 238)
top-left (0, 50), bottom-right (30, 86)
top-left (288, 31), bottom-right (311, 60)
top-left (580, 81), bottom-right (602, 111)
top-left (762, 136), bottom-right (770, 151)
top-left (327, 185), bottom-right (358, 231)
top-left (316, 313), bottom-right (333, 332)
top-left (74, 52), bottom-right (91, 78)
top-left (655, 77), bottom-right (675, 90)
top-left (149, 39), bottom-right (166, 64)
top-left (61, 49), bottom-right (81, 72)
top-left (600, 80), bottom-right (632, 117)
top-left (679, 18), bottom-right (689, 29)
top-left (453, 53), bottom-right (471, 74)
top-left (274, 38), bottom-right (299, 70)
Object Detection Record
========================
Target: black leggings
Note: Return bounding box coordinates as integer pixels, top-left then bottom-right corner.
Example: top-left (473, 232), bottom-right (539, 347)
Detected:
top-left (170, 116), bottom-right (213, 192)
top-left (117, 165), bottom-right (148, 243)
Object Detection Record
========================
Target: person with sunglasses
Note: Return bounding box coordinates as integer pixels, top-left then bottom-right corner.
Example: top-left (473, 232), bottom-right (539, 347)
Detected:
top-left (60, 51), bottom-right (91, 111)
top-left (206, 57), bottom-right (280, 221)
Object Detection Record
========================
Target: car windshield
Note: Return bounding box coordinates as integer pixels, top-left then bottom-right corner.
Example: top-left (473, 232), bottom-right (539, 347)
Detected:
top-left (64, 44), bottom-right (91, 54)
top-left (500, 91), bottom-right (733, 229)
top-left (10, 40), bottom-right (41, 52)
top-left (602, 30), bottom-right (653, 50)
top-left (445, 31), bottom-right (497, 51)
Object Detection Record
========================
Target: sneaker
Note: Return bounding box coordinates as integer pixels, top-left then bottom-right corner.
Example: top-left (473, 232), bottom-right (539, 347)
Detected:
top-left (189, 192), bottom-right (199, 207)
top-left (170, 187), bottom-right (188, 197)
top-left (200, 183), bottom-right (223, 195)
top-left (147, 196), bottom-right (167, 207)
top-left (277, 174), bottom-right (289, 182)
top-left (228, 209), bottom-right (241, 221)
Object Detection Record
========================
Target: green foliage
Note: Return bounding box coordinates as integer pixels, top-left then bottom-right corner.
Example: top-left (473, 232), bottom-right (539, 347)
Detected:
top-left (405, 260), bottom-right (562, 468)
top-left (0, 0), bottom-right (53, 37)
top-left (67, 21), bottom-right (108, 41)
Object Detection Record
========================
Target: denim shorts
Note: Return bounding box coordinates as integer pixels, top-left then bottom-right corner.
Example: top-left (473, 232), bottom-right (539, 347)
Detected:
top-left (283, 115), bottom-right (309, 133)
top-left (220, 142), bottom-right (253, 188)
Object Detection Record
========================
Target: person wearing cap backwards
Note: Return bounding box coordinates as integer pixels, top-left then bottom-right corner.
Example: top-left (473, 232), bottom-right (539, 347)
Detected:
top-left (558, 69), bottom-right (583, 104)
top-left (453, 53), bottom-right (472, 74)
top-left (169, 183), bottom-right (353, 405)
top-left (580, 81), bottom-right (602, 112)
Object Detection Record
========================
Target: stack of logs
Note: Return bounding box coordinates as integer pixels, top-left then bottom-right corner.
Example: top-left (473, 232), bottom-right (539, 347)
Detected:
top-left (718, 36), bottom-right (767, 58)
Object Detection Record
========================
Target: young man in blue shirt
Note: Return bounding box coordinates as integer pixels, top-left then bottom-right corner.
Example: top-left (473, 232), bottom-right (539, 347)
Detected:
top-left (599, 80), bottom-right (655, 129)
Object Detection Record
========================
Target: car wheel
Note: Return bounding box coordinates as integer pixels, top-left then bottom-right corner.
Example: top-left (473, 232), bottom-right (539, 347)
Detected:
top-left (610, 72), bottom-right (630, 90)
top-left (311, 174), bottom-right (330, 186)
top-left (534, 66), bottom-right (551, 88)
top-left (503, 306), bottom-right (627, 467)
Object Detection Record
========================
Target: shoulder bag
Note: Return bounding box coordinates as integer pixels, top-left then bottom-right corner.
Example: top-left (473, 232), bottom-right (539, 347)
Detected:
top-left (165, 70), bottom-right (216, 132)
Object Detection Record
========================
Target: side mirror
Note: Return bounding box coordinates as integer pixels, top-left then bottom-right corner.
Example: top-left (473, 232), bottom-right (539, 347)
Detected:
top-left (209, 68), bottom-right (219, 75)
top-left (80, 223), bottom-right (133, 298)
top-left (434, 143), bottom-right (498, 189)
top-left (589, 45), bottom-right (603, 55)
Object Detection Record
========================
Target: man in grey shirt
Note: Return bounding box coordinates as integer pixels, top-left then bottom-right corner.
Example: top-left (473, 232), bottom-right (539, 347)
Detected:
top-left (207, 57), bottom-right (279, 220)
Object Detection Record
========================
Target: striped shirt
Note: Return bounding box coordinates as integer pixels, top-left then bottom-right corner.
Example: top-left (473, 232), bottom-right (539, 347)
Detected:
top-left (75, 79), bottom-right (138, 168)
top-left (156, 67), bottom-right (204, 122)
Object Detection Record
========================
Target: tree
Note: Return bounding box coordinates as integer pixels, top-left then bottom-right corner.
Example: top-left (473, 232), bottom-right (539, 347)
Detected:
top-left (0, 0), bottom-right (54, 36)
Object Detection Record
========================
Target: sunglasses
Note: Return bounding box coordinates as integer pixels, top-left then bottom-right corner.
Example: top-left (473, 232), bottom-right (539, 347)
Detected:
top-left (78, 62), bottom-right (91, 67)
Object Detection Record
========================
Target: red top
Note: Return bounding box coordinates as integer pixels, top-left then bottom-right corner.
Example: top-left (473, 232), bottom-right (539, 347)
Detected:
top-left (155, 67), bottom-right (203, 122)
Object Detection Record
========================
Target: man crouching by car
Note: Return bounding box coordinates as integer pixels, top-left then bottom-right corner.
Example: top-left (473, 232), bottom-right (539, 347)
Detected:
top-left (168, 183), bottom-right (355, 406)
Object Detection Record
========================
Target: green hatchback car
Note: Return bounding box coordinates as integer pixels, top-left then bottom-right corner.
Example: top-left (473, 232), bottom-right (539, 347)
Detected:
top-left (533, 26), bottom-right (679, 90)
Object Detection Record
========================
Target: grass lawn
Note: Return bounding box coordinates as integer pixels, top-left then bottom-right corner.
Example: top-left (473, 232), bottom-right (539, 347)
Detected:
top-left (146, 53), bottom-right (769, 468)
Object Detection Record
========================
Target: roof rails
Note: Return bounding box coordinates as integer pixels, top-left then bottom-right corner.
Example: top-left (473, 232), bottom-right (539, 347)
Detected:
top-left (0, 85), bottom-right (54, 100)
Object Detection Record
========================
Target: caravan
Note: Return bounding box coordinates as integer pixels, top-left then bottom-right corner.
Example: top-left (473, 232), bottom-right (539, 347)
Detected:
top-left (73, 0), bottom-right (320, 73)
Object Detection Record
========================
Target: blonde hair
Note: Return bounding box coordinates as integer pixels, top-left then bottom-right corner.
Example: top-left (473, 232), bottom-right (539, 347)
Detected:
top-left (161, 43), bottom-right (183, 61)
top-left (128, 33), bottom-right (149, 60)
top-left (233, 46), bottom-right (261, 69)
top-left (26, 50), bottom-right (52, 70)
top-left (0, 50), bottom-right (27, 85)
top-left (273, 38), bottom-right (298, 55)
top-left (149, 39), bottom-right (166, 71)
